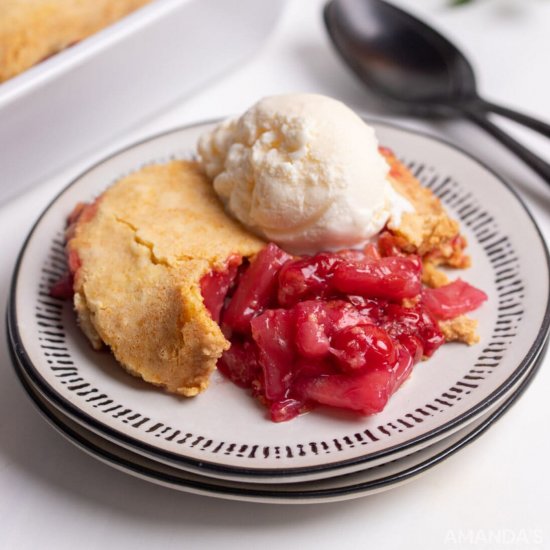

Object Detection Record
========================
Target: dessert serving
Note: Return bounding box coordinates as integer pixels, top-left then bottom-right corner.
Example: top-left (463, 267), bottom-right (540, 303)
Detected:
top-left (53, 94), bottom-right (487, 422)
top-left (0, 0), bottom-right (152, 83)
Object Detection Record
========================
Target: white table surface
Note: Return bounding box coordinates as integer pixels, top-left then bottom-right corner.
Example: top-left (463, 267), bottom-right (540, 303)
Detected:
top-left (1, 0), bottom-right (549, 548)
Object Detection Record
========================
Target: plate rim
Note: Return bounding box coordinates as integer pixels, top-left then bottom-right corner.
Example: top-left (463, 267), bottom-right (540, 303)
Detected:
top-left (12, 337), bottom-right (546, 503)
top-left (8, 118), bottom-right (550, 479)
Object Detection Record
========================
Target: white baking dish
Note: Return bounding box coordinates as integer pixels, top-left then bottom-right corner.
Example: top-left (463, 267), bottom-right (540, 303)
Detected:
top-left (0, 0), bottom-right (286, 204)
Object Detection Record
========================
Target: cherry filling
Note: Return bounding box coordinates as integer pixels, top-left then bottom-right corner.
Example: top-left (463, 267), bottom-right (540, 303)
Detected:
top-left (200, 255), bottom-right (242, 324)
top-left (201, 243), bottom-right (487, 422)
top-left (49, 249), bottom-right (81, 299)
top-left (422, 279), bottom-right (488, 320)
top-left (202, 244), bottom-right (487, 421)
top-left (50, 199), bottom-right (101, 300)
top-left (224, 243), bottom-right (292, 333)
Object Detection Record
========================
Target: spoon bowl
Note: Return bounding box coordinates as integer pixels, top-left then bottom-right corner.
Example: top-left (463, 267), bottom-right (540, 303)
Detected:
top-left (325, 0), bottom-right (477, 113)
top-left (324, 0), bottom-right (550, 182)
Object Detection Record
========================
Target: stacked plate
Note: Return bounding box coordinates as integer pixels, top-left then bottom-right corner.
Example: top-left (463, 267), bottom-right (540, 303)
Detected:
top-left (7, 121), bottom-right (550, 504)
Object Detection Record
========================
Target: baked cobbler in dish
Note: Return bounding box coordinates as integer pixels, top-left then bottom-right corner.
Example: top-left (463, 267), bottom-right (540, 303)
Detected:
top-left (0, 0), bottom-right (151, 82)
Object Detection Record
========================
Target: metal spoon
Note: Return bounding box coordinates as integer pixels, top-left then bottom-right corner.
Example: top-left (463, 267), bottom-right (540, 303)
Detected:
top-left (324, 0), bottom-right (550, 182)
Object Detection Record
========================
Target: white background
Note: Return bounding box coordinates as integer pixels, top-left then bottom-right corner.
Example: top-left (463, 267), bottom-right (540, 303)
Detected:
top-left (1, 0), bottom-right (549, 548)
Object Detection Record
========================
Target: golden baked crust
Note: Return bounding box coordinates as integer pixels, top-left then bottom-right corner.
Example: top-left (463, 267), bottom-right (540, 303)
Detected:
top-left (439, 316), bottom-right (480, 346)
top-left (381, 147), bottom-right (470, 278)
top-left (0, 0), bottom-right (151, 82)
top-left (68, 161), bottom-right (264, 396)
top-left (422, 262), bottom-right (449, 288)
top-left (381, 149), bottom-right (479, 344)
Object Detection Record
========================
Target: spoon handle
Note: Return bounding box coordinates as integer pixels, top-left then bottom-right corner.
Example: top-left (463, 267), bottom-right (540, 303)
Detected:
top-left (461, 108), bottom-right (550, 183)
top-left (475, 99), bottom-right (550, 139)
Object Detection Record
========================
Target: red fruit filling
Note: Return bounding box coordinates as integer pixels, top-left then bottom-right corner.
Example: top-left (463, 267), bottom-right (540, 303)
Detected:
top-left (382, 303), bottom-right (445, 358)
top-left (330, 324), bottom-right (397, 374)
top-left (200, 255), bottom-right (241, 324)
top-left (422, 279), bottom-right (488, 320)
top-left (277, 250), bottom-right (422, 306)
top-left (49, 272), bottom-right (74, 299)
top-left (217, 338), bottom-right (262, 389)
top-left (251, 309), bottom-right (296, 401)
top-left (223, 243), bottom-right (292, 333)
top-left (199, 242), bottom-right (486, 423)
top-left (49, 249), bottom-right (81, 300)
top-left (50, 199), bottom-right (100, 300)
top-left (332, 254), bottom-right (422, 300)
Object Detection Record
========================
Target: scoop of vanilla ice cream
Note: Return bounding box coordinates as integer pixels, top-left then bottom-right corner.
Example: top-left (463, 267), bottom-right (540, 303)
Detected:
top-left (198, 93), bottom-right (412, 254)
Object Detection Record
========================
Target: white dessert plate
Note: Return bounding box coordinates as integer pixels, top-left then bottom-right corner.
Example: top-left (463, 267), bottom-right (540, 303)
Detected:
top-left (8, 121), bottom-right (550, 483)
top-left (13, 340), bottom-right (544, 504)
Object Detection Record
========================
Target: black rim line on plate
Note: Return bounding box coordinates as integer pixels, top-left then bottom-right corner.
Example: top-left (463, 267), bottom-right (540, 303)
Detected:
top-left (12, 339), bottom-right (546, 501)
top-left (7, 119), bottom-right (550, 479)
